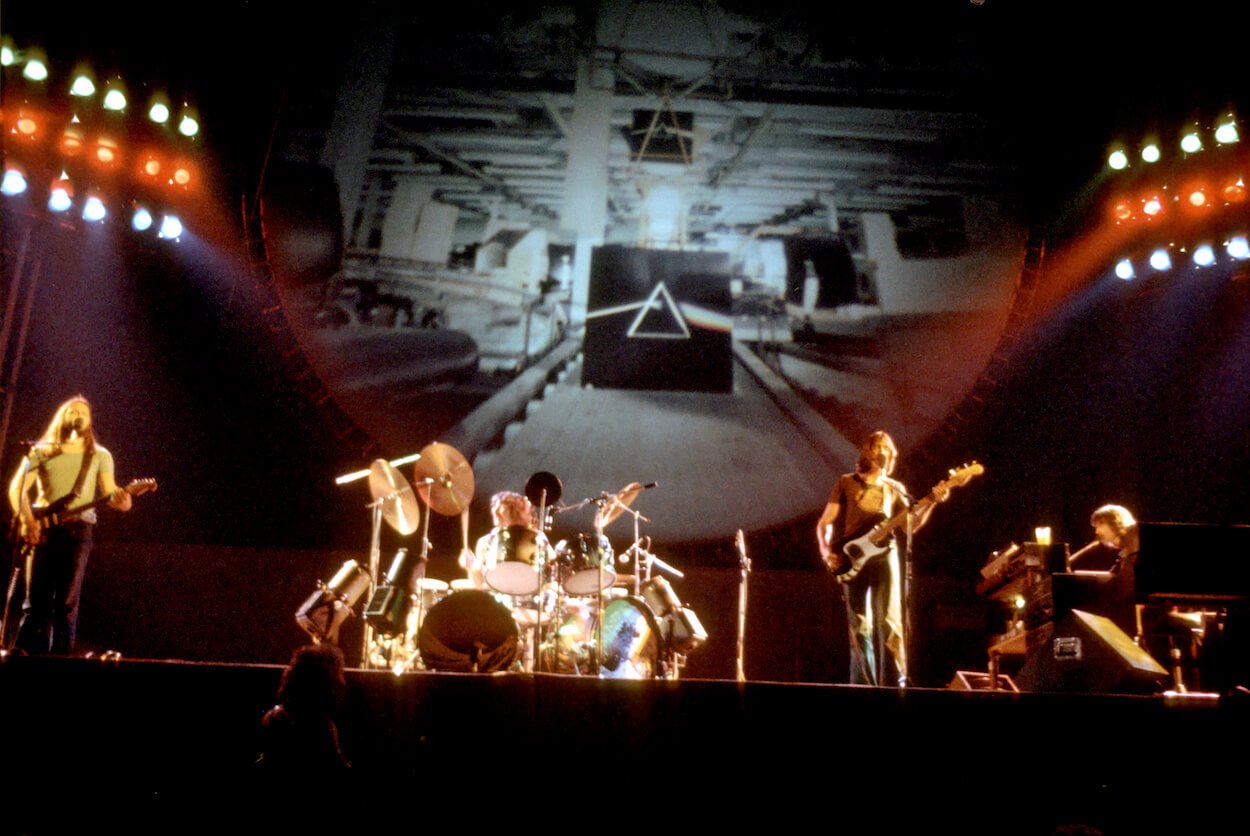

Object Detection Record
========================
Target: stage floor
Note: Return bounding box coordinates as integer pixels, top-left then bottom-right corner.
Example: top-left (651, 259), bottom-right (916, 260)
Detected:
top-left (1, 654), bottom-right (1245, 833)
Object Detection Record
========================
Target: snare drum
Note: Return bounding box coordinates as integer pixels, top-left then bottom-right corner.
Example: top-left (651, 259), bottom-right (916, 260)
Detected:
top-left (484, 525), bottom-right (545, 596)
top-left (558, 533), bottom-right (616, 596)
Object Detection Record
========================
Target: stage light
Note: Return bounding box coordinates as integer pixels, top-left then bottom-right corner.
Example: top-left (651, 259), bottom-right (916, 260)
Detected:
top-left (1, 166), bottom-right (28, 196)
top-left (15, 112), bottom-right (39, 136)
top-left (148, 100), bottom-right (170, 124)
top-left (0, 38), bottom-right (15, 67)
top-left (22, 54), bottom-right (48, 82)
top-left (1193, 245), bottom-right (1216, 267)
top-left (82, 195), bottom-right (107, 222)
top-left (1214, 119), bottom-right (1240, 145)
top-left (1115, 259), bottom-right (1136, 280)
top-left (1112, 200), bottom-right (1134, 222)
top-left (1222, 177), bottom-right (1246, 203)
top-left (1180, 131), bottom-right (1203, 154)
top-left (1149, 249), bottom-right (1172, 271)
top-left (1186, 187), bottom-right (1208, 208)
top-left (1141, 143), bottom-right (1161, 164)
top-left (1142, 195), bottom-right (1165, 217)
top-left (94, 138), bottom-right (119, 165)
top-left (1228, 236), bottom-right (1250, 260)
top-left (102, 84), bottom-right (127, 112)
top-left (70, 74), bottom-right (95, 98)
top-left (60, 124), bottom-right (85, 155)
top-left (142, 156), bottom-right (161, 176)
top-left (48, 178), bottom-right (72, 212)
top-left (1108, 149), bottom-right (1129, 171)
top-left (158, 214), bottom-right (182, 239)
top-left (172, 165), bottom-right (191, 186)
top-left (177, 111), bottom-right (199, 138)
top-left (132, 206), bottom-right (153, 231)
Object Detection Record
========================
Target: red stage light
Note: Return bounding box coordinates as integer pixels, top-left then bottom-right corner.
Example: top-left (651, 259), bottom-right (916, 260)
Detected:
top-left (15, 115), bottom-right (38, 135)
top-left (143, 157), bottom-right (161, 176)
top-left (1112, 200), bottom-right (1134, 222)
top-left (1187, 189), bottom-right (1208, 208)
top-left (173, 166), bottom-right (191, 186)
top-left (1224, 177), bottom-right (1246, 203)
top-left (1142, 196), bottom-right (1164, 217)
top-left (60, 126), bottom-right (84, 155)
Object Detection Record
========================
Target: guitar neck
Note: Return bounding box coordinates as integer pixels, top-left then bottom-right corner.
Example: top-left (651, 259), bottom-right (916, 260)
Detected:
top-left (874, 495), bottom-right (935, 541)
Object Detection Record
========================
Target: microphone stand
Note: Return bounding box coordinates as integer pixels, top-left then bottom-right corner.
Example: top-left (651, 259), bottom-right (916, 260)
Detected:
top-left (3, 442), bottom-right (61, 650)
top-left (900, 502), bottom-right (914, 689)
top-left (735, 530), bottom-right (750, 683)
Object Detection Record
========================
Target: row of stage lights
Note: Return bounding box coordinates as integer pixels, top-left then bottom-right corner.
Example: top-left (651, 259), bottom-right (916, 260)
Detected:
top-left (1, 34), bottom-right (201, 242)
top-left (1113, 234), bottom-right (1250, 281)
top-left (1, 170), bottom-right (183, 239)
top-left (1, 39), bottom-right (200, 137)
top-left (1104, 113), bottom-right (1246, 226)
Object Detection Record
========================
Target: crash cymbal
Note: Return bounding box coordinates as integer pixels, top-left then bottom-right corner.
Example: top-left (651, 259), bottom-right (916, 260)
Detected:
top-left (595, 481), bottom-right (643, 529)
top-left (414, 442), bottom-right (475, 516)
top-left (368, 459), bottom-right (420, 536)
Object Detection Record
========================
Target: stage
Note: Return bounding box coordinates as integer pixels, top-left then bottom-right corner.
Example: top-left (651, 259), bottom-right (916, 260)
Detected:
top-left (1, 653), bottom-right (1245, 832)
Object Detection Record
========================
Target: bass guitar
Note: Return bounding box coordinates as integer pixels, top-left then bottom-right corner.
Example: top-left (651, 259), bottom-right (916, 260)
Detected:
top-left (19, 477), bottom-right (158, 544)
top-left (823, 463), bottom-right (982, 582)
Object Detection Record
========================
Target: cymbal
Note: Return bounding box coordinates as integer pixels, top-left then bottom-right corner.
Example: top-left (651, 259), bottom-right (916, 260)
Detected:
top-left (595, 481), bottom-right (643, 529)
top-left (414, 442), bottom-right (475, 516)
top-left (368, 459), bottom-right (420, 536)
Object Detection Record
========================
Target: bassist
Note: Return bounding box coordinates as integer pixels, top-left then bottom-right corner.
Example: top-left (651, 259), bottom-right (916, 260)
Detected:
top-left (817, 431), bottom-right (944, 686)
top-left (6, 396), bottom-right (132, 654)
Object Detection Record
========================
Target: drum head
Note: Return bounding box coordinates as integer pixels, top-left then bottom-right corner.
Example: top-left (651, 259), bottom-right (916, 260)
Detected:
top-left (417, 590), bottom-right (519, 673)
top-left (485, 526), bottom-right (543, 595)
top-left (561, 534), bottom-right (616, 595)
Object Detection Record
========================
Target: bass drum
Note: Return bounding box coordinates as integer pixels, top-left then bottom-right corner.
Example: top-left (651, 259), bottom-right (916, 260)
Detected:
top-left (591, 597), bottom-right (659, 679)
top-left (417, 590), bottom-right (519, 673)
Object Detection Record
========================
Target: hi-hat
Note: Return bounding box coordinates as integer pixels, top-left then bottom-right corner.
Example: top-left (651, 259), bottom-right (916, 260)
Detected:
top-left (414, 442), bottom-right (475, 516)
top-left (595, 481), bottom-right (643, 529)
top-left (368, 459), bottom-right (420, 536)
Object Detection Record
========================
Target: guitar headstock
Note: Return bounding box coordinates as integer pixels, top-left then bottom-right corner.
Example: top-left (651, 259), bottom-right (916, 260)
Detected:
top-left (943, 462), bottom-right (984, 489)
top-left (126, 478), bottom-right (158, 497)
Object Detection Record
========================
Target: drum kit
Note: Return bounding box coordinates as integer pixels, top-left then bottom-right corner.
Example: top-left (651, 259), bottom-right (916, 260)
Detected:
top-left (300, 445), bottom-right (706, 678)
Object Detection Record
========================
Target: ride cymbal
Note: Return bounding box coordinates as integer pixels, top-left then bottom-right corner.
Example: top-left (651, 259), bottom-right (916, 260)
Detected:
top-left (595, 481), bottom-right (643, 529)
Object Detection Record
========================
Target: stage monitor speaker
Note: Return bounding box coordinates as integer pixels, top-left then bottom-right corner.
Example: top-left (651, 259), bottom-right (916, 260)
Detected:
top-left (948, 671), bottom-right (1019, 692)
top-left (1016, 609), bottom-right (1167, 695)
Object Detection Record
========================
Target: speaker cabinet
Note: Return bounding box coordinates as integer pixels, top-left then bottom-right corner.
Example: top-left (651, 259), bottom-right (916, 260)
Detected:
top-left (1016, 609), bottom-right (1168, 695)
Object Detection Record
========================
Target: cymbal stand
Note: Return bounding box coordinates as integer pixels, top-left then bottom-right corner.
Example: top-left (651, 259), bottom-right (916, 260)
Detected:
top-left (533, 490), bottom-right (550, 673)
top-left (361, 496), bottom-right (386, 669)
top-left (735, 529), bottom-right (751, 683)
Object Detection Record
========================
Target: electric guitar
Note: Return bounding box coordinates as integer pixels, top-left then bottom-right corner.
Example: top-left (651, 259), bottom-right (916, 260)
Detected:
top-left (822, 463), bottom-right (983, 582)
top-left (19, 478), bottom-right (158, 544)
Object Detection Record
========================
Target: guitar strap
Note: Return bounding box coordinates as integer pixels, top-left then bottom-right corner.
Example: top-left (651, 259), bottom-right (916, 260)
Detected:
top-left (70, 449), bottom-right (95, 502)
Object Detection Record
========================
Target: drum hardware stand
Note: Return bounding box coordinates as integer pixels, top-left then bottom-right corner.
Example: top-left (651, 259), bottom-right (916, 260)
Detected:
top-left (735, 529), bottom-right (750, 683)
top-left (899, 506), bottom-right (914, 688)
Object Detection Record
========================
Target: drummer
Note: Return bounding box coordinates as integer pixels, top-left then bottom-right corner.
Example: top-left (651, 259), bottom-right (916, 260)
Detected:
top-left (460, 491), bottom-right (536, 589)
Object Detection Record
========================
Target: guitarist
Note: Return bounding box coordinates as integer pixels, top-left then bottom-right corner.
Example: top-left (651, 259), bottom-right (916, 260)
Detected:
top-left (6, 396), bottom-right (131, 654)
top-left (816, 431), bottom-right (945, 687)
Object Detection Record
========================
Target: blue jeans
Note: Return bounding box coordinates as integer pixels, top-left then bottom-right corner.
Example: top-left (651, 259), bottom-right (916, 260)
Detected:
top-left (17, 521), bottom-right (94, 654)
